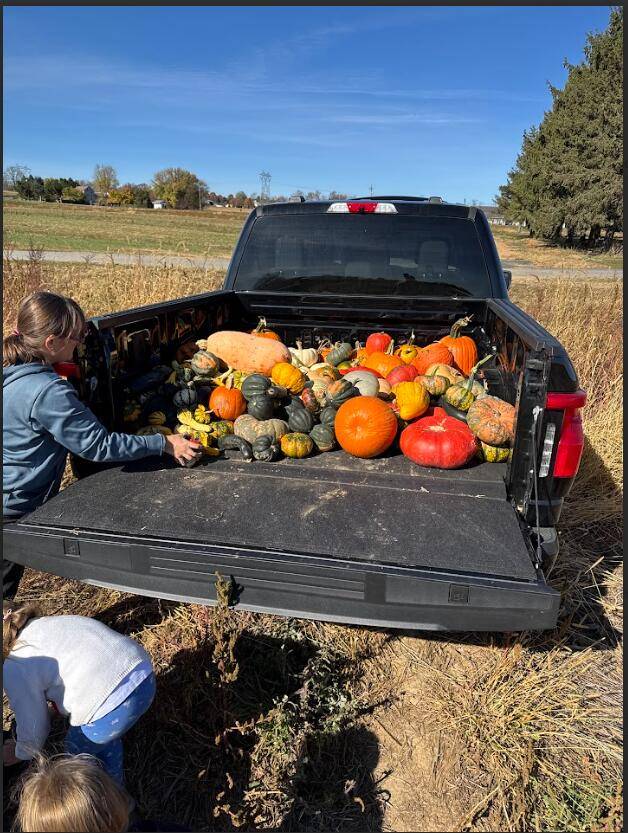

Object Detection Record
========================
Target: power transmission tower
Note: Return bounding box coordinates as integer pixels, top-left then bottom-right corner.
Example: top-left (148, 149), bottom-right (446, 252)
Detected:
top-left (259, 171), bottom-right (271, 203)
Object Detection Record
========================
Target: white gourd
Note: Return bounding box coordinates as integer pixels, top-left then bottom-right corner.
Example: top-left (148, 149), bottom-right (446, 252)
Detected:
top-left (289, 341), bottom-right (318, 368)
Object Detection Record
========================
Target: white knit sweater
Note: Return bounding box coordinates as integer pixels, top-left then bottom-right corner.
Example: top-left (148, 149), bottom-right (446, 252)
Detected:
top-left (3, 615), bottom-right (151, 760)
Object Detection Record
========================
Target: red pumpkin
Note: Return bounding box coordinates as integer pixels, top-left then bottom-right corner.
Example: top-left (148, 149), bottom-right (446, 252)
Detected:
top-left (338, 365), bottom-right (383, 378)
top-left (400, 407), bottom-right (478, 469)
top-left (365, 332), bottom-right (393, 355)
top-left (335, 396), bottom-right (398, 458)
top-left (209, 386), bottom-right (246, 421)
top-left (411, 343), bottom-right (453, 375)
top-left (386, 364), bottom-right (418, 386)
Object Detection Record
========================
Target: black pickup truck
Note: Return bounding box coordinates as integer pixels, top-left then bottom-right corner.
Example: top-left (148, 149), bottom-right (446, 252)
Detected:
top-left (4, 197), bottom-right (586, 632)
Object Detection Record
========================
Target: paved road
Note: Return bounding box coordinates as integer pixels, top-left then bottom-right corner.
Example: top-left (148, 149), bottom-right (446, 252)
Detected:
top-left (7, 249), bottom-right (232, 270)
top-left (6, 249), bottom-right (622, 280)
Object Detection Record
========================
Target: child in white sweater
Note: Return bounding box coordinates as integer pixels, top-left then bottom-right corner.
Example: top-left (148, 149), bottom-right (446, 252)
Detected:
top-left (3, 602), bottom-right (156, 786)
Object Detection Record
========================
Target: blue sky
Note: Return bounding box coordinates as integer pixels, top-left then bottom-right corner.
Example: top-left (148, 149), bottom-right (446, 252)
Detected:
top-left (3, 6), bottom-right (612, 203)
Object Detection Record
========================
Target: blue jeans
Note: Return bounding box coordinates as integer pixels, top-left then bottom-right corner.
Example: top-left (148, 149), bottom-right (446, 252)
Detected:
top-left (65, 673), bottom-right (156, 785)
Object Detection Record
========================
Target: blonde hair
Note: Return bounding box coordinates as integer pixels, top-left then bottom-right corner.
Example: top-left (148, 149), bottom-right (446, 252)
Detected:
top-left (3, 600), bottom-right (40, 660)
top-left (3, 290), bottom-right (85, 367)
top-left (15, 753), bottom-right (131, 833)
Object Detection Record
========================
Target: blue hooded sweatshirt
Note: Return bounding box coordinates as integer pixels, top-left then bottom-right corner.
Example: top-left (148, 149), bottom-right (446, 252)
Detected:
top-left (3, 363), bottom-right (165, 519)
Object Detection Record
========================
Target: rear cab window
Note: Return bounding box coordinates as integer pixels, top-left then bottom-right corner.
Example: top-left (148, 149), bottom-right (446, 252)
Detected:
top-left (233, 213), bottom-right (492, 297)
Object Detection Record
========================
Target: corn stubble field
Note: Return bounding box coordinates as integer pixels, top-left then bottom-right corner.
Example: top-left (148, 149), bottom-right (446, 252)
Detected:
top-left (3, 246), bottom-right (623, 832)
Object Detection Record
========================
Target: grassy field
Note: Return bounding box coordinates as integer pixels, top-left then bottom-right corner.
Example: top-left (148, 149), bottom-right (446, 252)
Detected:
top-left (3, 199), bottom-right (623, 270)
top-left (3, 200), bottom-right (248, 257)
top-left (3, 253), bottom-right (623, 832)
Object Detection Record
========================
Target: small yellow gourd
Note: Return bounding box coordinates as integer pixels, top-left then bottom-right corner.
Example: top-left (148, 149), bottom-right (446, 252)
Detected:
top-left (271, 362), bottom-right (306, 394)
top-left (280, 432), bottom-right (313, 458)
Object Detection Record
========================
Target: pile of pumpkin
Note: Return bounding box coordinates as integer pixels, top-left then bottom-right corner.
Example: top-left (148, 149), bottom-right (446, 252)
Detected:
top-left (130, 316), bottom-right (515, 469)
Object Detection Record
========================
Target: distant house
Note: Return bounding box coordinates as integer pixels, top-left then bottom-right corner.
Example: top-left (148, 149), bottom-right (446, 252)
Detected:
top-left (77, 184), bottom-right (97, 205)
top-left (152, 199), bottom-right (167, 210)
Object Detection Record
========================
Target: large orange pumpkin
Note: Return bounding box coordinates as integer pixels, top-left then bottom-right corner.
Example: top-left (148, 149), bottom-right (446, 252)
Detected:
top-left (363, 351), bottom-right (404, 377)
top-left (335, 396), bottom-right (398, 458)
top-left (411, 343), bottom-right (453, 375)
top-left (209, 386), bottom-right (246, 420)
top-left (439, 316), bottom-right (478, 375)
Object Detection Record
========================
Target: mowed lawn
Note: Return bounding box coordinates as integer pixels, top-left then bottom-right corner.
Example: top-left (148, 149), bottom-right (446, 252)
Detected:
top-left (3, 200), bottom-right (248, 257)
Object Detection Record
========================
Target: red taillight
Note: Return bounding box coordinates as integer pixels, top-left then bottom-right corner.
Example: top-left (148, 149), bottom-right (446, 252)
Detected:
top-left (545, 389), bottom-right (586, 478)
top-left (346, 201), bottom-right (378, 213)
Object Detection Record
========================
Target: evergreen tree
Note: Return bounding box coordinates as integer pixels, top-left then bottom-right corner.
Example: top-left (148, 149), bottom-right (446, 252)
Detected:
top-left (498, 7), bottom-right (622, 247)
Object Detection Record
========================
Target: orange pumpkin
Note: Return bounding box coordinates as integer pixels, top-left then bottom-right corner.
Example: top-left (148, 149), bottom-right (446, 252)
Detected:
top-left (209, 386), bottom-right (246, 420)
top-left (335, 396), bottom-right (398, 459)
top-left (363, 351), bottom-right (404, 377)
top-left (251, 317), bottom-right (280, 340)
top-left (355, 346), bottom-right (369, 365)
top-left (439, 316), bottom-right (478, 375)
top-left (411, 343), bottom-right (453, 375)
top-left (392, 380), bottom-right (431, 421)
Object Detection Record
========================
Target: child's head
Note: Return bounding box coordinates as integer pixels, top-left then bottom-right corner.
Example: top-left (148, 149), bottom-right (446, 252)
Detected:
top-left (15, 753), bottom-right (131, 833)
top-left (3, 290), bottom-right (86, 367)
top-left (3, 601), bottom-right (40, 660)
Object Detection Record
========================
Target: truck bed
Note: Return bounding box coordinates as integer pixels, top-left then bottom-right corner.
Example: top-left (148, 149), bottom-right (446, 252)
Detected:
top-left (18, 453), bottom-right (537, 582)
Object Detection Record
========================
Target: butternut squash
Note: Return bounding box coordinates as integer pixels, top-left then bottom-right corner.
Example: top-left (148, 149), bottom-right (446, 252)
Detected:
top-left (204, 331), bottom-right (290, 375)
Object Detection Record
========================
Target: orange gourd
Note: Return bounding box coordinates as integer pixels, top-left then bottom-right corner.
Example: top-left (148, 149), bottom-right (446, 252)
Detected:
top-left (439, 316), bottom-right (478, 375)
top-left (335, 396), bottom-right (398, 459)
top-left (392, 380), bottom-right (430, 421)
top-left (209, 386), bottom-right (246, 420)
top-left (251, 316), bottom-right (281, 340)
top-left (411, 343), bottom-right (453, 375)
top-left (364, 351), bottom-right (404, 377)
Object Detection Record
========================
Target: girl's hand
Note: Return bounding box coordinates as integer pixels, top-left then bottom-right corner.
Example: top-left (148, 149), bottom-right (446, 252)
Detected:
top-left (3, 739), bottom-right (20, 766)
top-left (164, 434), bottom-right (203, 466)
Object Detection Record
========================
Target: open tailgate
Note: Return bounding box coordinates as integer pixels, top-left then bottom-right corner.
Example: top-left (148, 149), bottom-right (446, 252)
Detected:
top-left (3, 453), bottom-right (559, 632)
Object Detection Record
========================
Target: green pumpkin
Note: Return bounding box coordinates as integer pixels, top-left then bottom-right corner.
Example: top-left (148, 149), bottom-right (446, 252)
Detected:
top-left (288, 407), bottom-right (315, 433)
top-left (325, 379), bottom-right (359, 407)
top-left (309, 424), bottom-right (336, 453)
top-left (252, 434), bottom-right (282, 462)
top-left (320, 406), bottom-right (338, 429)
top-left (247, 394), bottom-right (275, 421)
top-left (241, 373), bottom-right (272, 401)
top-left (326, 342), bottom-right (353, 366)
top-left (190, 349), bottom-right (221, 377)
top-left (281, 432), bottom-right (313, 458)
top-left (478, 441), bottom-right (512, 463)
top-left (443, 384), bottom-right (476, 412)
top-left (173, 387), bottom-right (198, 409)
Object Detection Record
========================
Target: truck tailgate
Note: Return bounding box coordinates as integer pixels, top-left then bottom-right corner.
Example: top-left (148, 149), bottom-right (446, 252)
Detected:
top-left (8, 453), bottom-right (537, 581)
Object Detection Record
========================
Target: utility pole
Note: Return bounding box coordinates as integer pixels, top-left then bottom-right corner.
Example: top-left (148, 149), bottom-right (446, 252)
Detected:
top-left (197, 182), bottom-right (203, 211)
top-left (369, 184), bottom-right (374, 197)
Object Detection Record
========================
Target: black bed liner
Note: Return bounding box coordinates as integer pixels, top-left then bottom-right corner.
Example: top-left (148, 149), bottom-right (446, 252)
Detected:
top-left (22, 453), bottom-right (536, 582)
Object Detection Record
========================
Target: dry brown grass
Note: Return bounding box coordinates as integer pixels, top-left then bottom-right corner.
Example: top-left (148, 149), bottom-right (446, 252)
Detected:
top-left (3, 251), bottom-right (623, 832)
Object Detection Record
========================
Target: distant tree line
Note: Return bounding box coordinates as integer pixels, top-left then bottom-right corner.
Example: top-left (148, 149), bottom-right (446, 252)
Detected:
top-left (497, 7), bottom-right (622, 250)
top-left (4, 162), bottom-right (349, 210)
